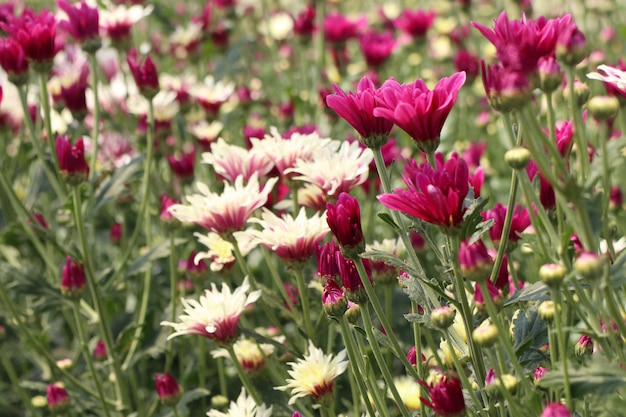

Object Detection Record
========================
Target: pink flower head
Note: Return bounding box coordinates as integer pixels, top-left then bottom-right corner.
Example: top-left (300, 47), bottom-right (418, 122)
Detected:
top-left (483, 203), bottom-right (531, 246)
top-left (526, 160), bottom-right (556, 210)
top-left (420, 372), bottom-right (466, 417)
top-left (326, 192), bottom-right (365, 259)
top-left (0, 38), bottom-right (29, 83)
top-left (93, 339), bottom-right (107, 361)
top-left (374, 73), bottom-right (466, 152)
top-left (293, 5), bottom-right (315, 38)
top-left (474, 281), bottom-right (503, 311)
top-left (56, 135), bottom-right (90, 184)
top-left (378, 153), bottom-right (469, 231)
top-left (534, 366), bottom-right (549, 383)
top-left (326, 76), bottom-right (394, 148)
top-left (322, 278), bottom-right (347, 318)
top-left (167, 148), bottom-right (196, 181)
top-left (127, 48), bottom-right (159, 98)
top-left (336, 252), bottom-right (371, 304)
top-left (394, 8), bottom-right (435, 38)
top-left (541, 403), bottom-right (571, 417)
top-left (59, 63), bottom-right (90, 119)
top-left (323, 12), bottom-right (366, 45)
top-left (46, 383), bottom-right (71, 413)
top-left (155, 372), bottom-right (182, 406)
top-left (6, 9), bottom-right (58, 68)
top-left (454, 50), bottom-right (480, 82)
top-left (359, 30), bottom-right (396, 68)
top-left (61, 255), bottom-right (86, 299)
top-left (459, 239), bottom-right (493, 281)
top-left (57, 0), bottom-right (100, 51)
top-left (480, 61), bottom-right (532, 111)
top-left (316, 240), bottom-right (341, 282)
top-left (407, 346), bottom-right (426, 366)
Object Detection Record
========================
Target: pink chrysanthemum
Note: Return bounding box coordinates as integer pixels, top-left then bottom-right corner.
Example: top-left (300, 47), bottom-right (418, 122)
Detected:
top-left (202, 138), bottom-right (274, 183)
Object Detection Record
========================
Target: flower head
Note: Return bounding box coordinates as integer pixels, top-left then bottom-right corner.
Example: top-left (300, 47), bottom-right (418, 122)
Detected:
top-left (211, 338), bottom-right (275, 373)
top-left (169, 173), bottom-right (278, 237)
top-left (207, 388), bottom-right (272, 417)
top-left (482, 203), bottom-right (530, 247)
top-left (326, 192), bottom-right (364, 259)
top-left (359, 30), bottom-right (396, 68)
top-left (100, 3), bottom-right (153, 47)
top-left (588, 64), bottom-right (626, 98)
top-left (61, 256), bottom-right (86, 300)
top-left (326, 76), bottom-right (394, 148)
top-left (394, 8), bottom-right (435, 38)
top-left (202, 138), bottom-right (274, 183)
top-left (57, 0), bottom-right (101, 52)
top-left (316, 240), bottom-right (341, 282)
top-left (0, 38), bottom-right (29, 84)
top-left (378, 153), bottom-right (469, 231)
top-left (235, 208), bottom-right (329, 268)
top-left (47, 383), bottom-right (71, 414)
top-left (322, 278), bottom-right (348, 318)
top-left (127, 49), bottom-right (159, 98)
top-left (337, 252), bottom-right (372, 304)
top-left (93, 339), bottom-right (107, 361)
top-left (155, 372), bottom-right (182, 406)
top-left (6, 9), bottom-right (58, 70)
top-left (541, 403), bottom-right (571, 417)
top-left (420, 371), bottom-right (466, 417)
top-left (161, 277), bottom-right (261, 345)
top-left (373, 73), bottom-right (466, 152)
top-left (276, 340), bottom-right (348, 405)
top-left (56, 135), bottom-right (89, 185)
top-left (323, 12), bottom-right (366, 44)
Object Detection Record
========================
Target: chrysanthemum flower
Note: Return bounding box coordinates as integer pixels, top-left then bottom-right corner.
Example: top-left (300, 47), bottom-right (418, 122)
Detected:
top-left (276, 340), bottom-right (348, 406)
top-left (207, 388), bottom-right (272, 417)
top-left (202, 138), bottom-right (274, 183)
top-left (373, 73), bottom-right (466, 152)
top-left (194, 231), bottom-right (253, 272)
top-left (235, 208), bottom-right (329, 268)
top-left (160, 277), bottom-right (261, 345)
top-left (100, 3), bottom-right (153, 47)
top-left (393, 376), bottom-right (422, 411)
top-left (326, 192), bottom-right (365, 259)
top-left (378, 153), bottom-right (470, 231)
top-left (169, 173), bottom-right (278, 237)
top-left (588, 64), bottom-right (626, 96)
top-left (189, 120), bottom-right (224, 151)
top-left (286, 140), bottom-right (373, 198)
top-left (251, 127), bottom-right (336, 177)
top-left (191, 75), bottom-right (235, 116)
top-left (211, 338), bottom-right (275, 373)
top-left (420, 371), bottom-right (466, 417)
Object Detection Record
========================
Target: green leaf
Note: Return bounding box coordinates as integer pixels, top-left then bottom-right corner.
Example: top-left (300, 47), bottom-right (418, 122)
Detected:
top-left (510, 303), bottom-right (549, 370)
top-left (538, 358), bottom-right (626, 397)
top-left (376, 212), bottom-right (400, 232)
top-left (504, 281), bottom-right (550, 306)
top-left (460, 196), bottom-right (490, 242)
top-left (176, 388), bottom-right (211, 416)
top-left (89, 156), bottom-right (143, 216)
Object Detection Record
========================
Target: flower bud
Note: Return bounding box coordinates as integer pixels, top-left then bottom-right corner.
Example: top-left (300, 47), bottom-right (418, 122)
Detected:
top-left (486, 373), bottom-right (518, 396)
top-left (573, 251), bottom-right (606, 281)
top-left (61, 256), bottom-right (86, 300)
top-left (472, 324), bottom-right (498, 348)
top-left (155, 372), bottom-right (182, 407)
top-left (345, 301), bottom-right (361, 324)
top-left (504, 147), bottom-right (532, 170)
top-left (474, 282), bottom-right (503, 312)
top-left (211, 394), bottom-right (229, 410)
top-left (56, 136), bottom-right (89, 186)
top-left (539, 263), bottom-right (567, 288)
top-left (47, 383), bottom-right (71, 414)
top-left (459, 239), bottom-right (493, 282)
top-left (556, 25), bottom-right (588, 67)
top-left (56, 358), bottom-right (73, 370)
top-left (431, 306), bottom-right (455, 329)
top-left (541, 402), bottom-right (571, 417)
top-left (575, 334), bottom-right (593, 357)
top-left (326, 193), bottom-right (365, 260)
top-left (538, 301), bottom-right (556, 323)
top-left (538, 56), bottom-right (563, 93)
top-left (32, 395), bottom-right (47, 408)
top-left (322, 278), bottom-right (348, 318)
top-left (588, 95), bottom-right (620, 121)
top-left (534, 366), bottom-right (548, 385)
top-left (93, 339), bottom-right (107, 362)
top-left (563, 80), bottom-right (590, 106)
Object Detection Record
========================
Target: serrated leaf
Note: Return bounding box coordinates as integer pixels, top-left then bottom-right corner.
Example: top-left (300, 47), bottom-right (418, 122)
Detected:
top-left (504, 281), bottom-right (550, 306)
top-left (377, 212), bottom-right (400, 232)
top-left (404, 312), bottom-right (438, 330)
top-left (90, 156), bottom-right (143, 216)
top-left (372, 326), bottom-right (394, 350)
top-left (538, 359), bottom-right (626, 397)
top-left (460, 197), bottom-right (490, 242)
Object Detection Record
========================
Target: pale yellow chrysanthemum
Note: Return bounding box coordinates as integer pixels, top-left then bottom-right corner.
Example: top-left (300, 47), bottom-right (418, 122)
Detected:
top-left (366, 237), bottom-right (406, 256)
top-left (207, 388), bottom-right (272, 417)
top-left (188, 120), bottom-right (224, 148)
top-left (160, 277), bottom-right (261, 344)
top-left (393, 376), bottom-right (422, 411)
top-left (276, 340), bottom-right (348, 405)
top-left (127, 90), bottom-right (179, 122)
top-left (194, 232), bottom-right (253, 272)
top-left (211, 338), bottom-right (275, 373)
top-left (234, 208), bottom-right (329, 265)
top-left (258, 11), bottom-right (293, 41)
top-left (285, 140), bottom-right (373, 198)
top-left (169, 174), bottom-right (278, 236)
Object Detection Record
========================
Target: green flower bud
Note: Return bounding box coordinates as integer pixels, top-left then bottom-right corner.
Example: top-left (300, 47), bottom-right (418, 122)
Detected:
top-left (539, 263), bottom-right (567, 288)
top-left (504, 147), bottom-right (532, 170)
top-left (431, 306), bottom-right (456, 329)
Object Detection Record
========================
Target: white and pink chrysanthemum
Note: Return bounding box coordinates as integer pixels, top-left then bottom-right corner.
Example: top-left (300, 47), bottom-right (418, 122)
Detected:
top-left (100, 3), bottom-right (153, 42)
top-left (588, 64), bottom-right (626, 94)
top-left (286, 140), bottom-right (373, 198)
top-left (251, 127), bottom-right (336, 176)
top-left (235, 208), bottom-right (329, 265)
top-left (169, 173), bottom-right (278, 236)
top-left (275, 340), bottom-right (348, 405)
top-left (202, 138), bottom-right (274, 183)
top-left (161, 277), bottom-right (261, 344)
top-left (206, 388), bottom-right (272, 417)
top-left (190, 75), bottom-right (236, 115)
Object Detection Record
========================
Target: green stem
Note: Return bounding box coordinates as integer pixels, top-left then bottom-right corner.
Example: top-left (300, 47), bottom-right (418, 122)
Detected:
top-left (226, 344), bottom-right (263, 406)
top-left (566, 66), bottom-right (590, 181)
top-left (338, 317), bottom-right (380, 417)
top-left (17, 86), bottom-right (66, 200)
top-left (550, 288), bottom-right (573, 411)
top-left (72, 303), bottom-right (112, 417)
top-left (354, 258), bottom-right (420, 380)
top-left (72, 189), bottom-right (129, 411)
top-left (165, 232), bottom-right (178, 373)
top-left (88, 53), bottom-right (101, 183)
top-left (261, 247), bottom-right (296, 313)
top-left (122, 98), bottom-right (156, 371)
top-left (360, 305), bottom-right (411, 417)
top-left (0, 349), bottom-right (39, 417)
top-left (37, 72), bottom-right (64, 187)
top-left (598, 120), bottom-right (616, 259)
top-left (217, 356), bottom-right (228, 397)
top-left (293, 268), bottom-right (315, 341)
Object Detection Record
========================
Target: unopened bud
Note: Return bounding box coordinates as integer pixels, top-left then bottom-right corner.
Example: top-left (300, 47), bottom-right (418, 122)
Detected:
top-left (538, 301), bottom-right (557, 323)
top-left (588, 95), bottom-right (620, 120)
top-left (563, 81), bottom-right (590, 106)
top-left (472, 324), bottom-right (499, 348)
top-left (505, 147), bottom-right (532, 170)
top-left (431, 306), bottom-right (455, 329)
top-left (575, 334), bottom-right (593, 357)
top-left (345, 302), bottom-right (361, 325)
top-left (211, 395), bottom-right (229, 410)
top-left (539, 263), bottom-right (567, 288)
top-left (574, 252), bottom-right (606, 281)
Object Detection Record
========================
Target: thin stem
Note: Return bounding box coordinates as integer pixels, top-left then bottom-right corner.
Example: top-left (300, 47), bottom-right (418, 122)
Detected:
top-left (165, 232), bottom-right (178, 373)
top-left (360, 304), bottom-right (412, 417)
top-left (217, 356), bottom-right (228, 397)
top-left (37, 72), bottom-right (64, 186)
top-left (72, 303), bottom-right (112, 417)
top-left (261, 247), bottom-right (296, 313)
top-left (122, 98), bottom-right (156, 370)
top-left (566, 66), bottom-right (590, 181)
top-left (88, 53), bottom-right (101, 183)
top-left (0, 349), bottom-right (39, 417)
top-left (550, 288), bottom-right (573, 411)
top-left (599, 120), bottom-right (616, 259)
top-left (226, 344), bottom-right (263, 406)
top-left (72, 189), bottom-right (129, 411)
top-left (293, 267), bottom-right (315, 341)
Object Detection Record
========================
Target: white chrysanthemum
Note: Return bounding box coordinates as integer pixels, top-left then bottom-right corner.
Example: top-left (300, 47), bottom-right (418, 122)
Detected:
top-left (211, 338), bottom-right (275, 372)
top-left (169, 173), bottom-right (278, 236)
top-left (189, 120), bottom-right (224, 147)
top-left (276, 340), bottom-right (348, 405)
top-left (100, 3), bottom-right (153, 31)
top-left (234, 208), bottom-right (329, 264)
top-left (169, 22), bottom-right (203, 58)
top-left (194, 232), bottom-right (253, 272)
top-left (160, 73), bottom-right (197, 95)
top-left (588, 64), bottom-right (626, 92)
top-left (258, 11), bottom-right (294, 41)
top-left (366, 237), bottom-right (405, 255)
top-left (127, 90), bottom-right (179, 121)
top-left (161, 277), bottom-right (261, 343)
top-left (285, 140), bottom-right (373, 197)
top-left (202, 138), bottom-right (274, 182)
top-left (393, 376), bottom-right (422, 411)
top-left (207, 388), bottom-right (272, 417)
top-left (251, 127), bottom-right (337, 175)
top-left (191, 76), bottom-right (236, 109)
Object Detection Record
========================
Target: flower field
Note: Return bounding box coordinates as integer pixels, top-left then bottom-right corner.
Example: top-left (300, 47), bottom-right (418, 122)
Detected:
top-left (1, 0), bottom-right (626, 416)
